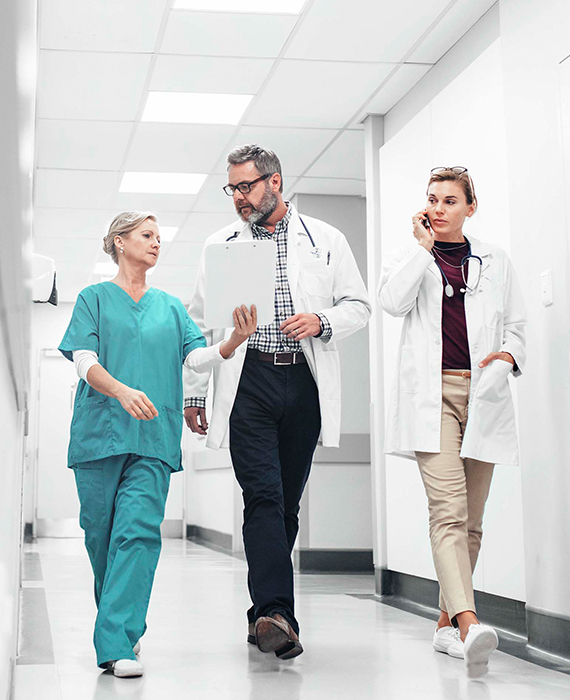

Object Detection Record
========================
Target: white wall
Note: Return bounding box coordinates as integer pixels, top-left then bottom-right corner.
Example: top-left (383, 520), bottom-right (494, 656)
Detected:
top-left (377, 39), bottom-right (526, 601)
top-left (500, 0), bottom-right (570, 619)
top-left (0, 1), bottom-right (36, 696)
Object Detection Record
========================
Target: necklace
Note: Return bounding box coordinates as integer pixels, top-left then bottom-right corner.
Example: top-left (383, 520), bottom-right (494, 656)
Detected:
top-left (432, 247), bottom-right (466, 269)
top-left (433, 241), bottom-right (468, 251)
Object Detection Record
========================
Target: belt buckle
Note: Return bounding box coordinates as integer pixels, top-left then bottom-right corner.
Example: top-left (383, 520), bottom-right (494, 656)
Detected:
top-left (274, 352), bottom-right (291, 366)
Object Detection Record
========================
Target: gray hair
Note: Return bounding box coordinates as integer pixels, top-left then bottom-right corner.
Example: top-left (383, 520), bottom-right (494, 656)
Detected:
top-left (227, 144), bottom-right (283, 193)
top-left (103, 211), bottom-right (158, 264)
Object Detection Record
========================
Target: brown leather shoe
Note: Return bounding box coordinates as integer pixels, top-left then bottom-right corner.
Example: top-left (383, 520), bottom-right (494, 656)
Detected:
top-left (254, 614), bottom-right (304, 659)
top-left (247, 622), bottom-right (256, 645)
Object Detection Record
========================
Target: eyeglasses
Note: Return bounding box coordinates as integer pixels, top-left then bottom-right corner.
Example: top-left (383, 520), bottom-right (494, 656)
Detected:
top-left (431, 166), bottom-right (468, 175)
top-left (223, 173), bottom-right (271, 196)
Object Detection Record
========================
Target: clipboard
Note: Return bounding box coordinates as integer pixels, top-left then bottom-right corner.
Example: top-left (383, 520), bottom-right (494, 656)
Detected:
top-left (204, 240), bottom-right (276, 329)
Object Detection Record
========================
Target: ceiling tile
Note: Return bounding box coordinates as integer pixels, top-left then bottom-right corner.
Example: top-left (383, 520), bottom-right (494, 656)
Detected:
top-left (176, 212), bottom-right (237, 241)
top-left (220, 126), bottom-right (337, 177)
top-left (125, 123), bottom-right (235, 173)
top-left (305, 130), bottom-right (365, 180)
top-left (33, 208), bottom-right (188, 240)
top-left (40, 0), bottom-right (169, 52)
top-left (289, 177), bottom-right (366, 197)
top-left (358, 63), bottom-right (433, 118)
top-left (33, 208), bottom-right (118, 239)
top-left (150, 55), bottom-right (275, 94)
top-left (408, 0), bottom-right (497, 63)
top-left (34, 169), bottom-right (120, 208)
top-left (114, 191), bottom-right (198, 213)
top-left (244, 60), bottom-right (394, 128)
top-left (36, 120), bottom-right (133, 171)
top-left (160, 11), bottom-right (298, 57)
top-left (191, 174), bottom-right (239, 213)
top-left (285, 0), bottom-right (449, 62)
top-left (156, 242), bottom-right (205, 265)
top-left (39, 51), bottom-right (151, 121)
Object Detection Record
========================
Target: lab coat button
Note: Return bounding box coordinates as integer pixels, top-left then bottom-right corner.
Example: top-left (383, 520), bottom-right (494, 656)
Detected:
top-left (435, 340), bottom-right (441, 346)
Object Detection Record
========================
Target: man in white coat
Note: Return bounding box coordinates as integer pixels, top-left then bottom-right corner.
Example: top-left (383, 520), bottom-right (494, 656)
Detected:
top-left (184, 145), bottom-right (370, 659)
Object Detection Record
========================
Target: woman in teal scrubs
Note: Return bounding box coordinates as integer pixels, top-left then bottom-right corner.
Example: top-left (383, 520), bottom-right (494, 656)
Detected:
top-left (59, 211), bottom-right (256, 677)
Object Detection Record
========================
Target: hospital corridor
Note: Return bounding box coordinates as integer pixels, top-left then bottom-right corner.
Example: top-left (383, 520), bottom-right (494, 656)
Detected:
top-left (2, 1), bottom-right (570, 699)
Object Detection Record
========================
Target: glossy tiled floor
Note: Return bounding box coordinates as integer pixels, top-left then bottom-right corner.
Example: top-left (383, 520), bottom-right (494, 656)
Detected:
top-left (13, 539), bottom-right (570, 699)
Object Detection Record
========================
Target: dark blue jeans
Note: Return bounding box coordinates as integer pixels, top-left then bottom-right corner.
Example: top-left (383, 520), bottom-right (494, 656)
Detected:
top-left (229, 357), bottom-right (321, 635)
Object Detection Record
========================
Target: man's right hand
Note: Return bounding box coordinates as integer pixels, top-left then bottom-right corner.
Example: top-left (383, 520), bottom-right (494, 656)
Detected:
top-left (184, 406), bottom-right (209, 435)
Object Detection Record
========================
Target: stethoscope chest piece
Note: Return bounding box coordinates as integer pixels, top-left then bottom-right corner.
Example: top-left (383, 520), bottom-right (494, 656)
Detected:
top-left (444, 283), bottom-right (454, 298)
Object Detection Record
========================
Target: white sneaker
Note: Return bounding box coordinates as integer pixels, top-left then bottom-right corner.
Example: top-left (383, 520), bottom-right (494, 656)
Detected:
top-left (109, 659), bottom-right (144, 678)
top-left (432, 626), bottom-right (464, 659)
top-left (133, 641), bottom-right (141, 655)
top-left (464, 624), bottom-right (498, 677)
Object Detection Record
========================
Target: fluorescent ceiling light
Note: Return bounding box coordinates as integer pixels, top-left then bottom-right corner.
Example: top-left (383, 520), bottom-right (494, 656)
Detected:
top-left (159, 226), bottom-right (179, 242)
top-left (142, 92), bottom-right (253, 125)
top-left (94, 262), bottom-right (118, 276)
top-left (120, 172), bottom-right (207, 194)
top-left (173, 0), bottom-right (305, 12)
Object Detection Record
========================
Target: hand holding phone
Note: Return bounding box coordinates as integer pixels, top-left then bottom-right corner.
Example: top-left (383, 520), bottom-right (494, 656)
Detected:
top-left (412, 210), bottom-right (434, 251)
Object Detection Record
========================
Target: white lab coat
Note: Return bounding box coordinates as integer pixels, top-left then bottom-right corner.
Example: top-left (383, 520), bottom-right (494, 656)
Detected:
top-left (184, 204), bottom-right (371, 449)
top-left (378, 236), bottom-right (526, 466)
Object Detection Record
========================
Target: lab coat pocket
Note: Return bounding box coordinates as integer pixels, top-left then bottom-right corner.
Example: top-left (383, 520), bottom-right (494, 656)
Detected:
top-left (472, 359), bottom-right (512, 405)
top-left (302, 263), bottom-right (334, 299)
top-left (399, 345), bottom-right (418, 394)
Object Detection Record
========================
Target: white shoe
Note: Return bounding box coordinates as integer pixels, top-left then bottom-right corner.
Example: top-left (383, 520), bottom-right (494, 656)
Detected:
top-left (133, 641), bottom-right (141, 655)
top-left (109, 659), bottom-right (144, 678)
top-left (432, 626), bottom-right (464, 659)
top-left (464, 624), bottom-right (498, 677)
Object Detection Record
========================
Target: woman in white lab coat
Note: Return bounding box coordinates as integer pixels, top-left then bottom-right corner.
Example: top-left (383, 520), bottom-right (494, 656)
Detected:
top-left (378, 167), bottom-right (526, 677)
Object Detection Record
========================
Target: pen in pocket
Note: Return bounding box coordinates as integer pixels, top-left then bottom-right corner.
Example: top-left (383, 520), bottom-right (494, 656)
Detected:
top-left (327, 251), bottom-right (330, 265)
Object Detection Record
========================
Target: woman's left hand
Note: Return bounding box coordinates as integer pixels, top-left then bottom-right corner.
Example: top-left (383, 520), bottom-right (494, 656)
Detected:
top-left (478, 351), bottom-right (515, 368)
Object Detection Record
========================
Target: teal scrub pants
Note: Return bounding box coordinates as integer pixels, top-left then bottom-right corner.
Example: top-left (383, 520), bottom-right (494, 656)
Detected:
top-left (72, 454), bottom-right (171, 668)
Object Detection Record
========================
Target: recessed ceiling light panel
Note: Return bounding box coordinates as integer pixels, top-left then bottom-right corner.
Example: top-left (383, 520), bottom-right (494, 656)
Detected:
top-left (142, 92), bottom-right (253, 125)
top-left (173, 0), bottom-right (306, 13)
top-left (120, 172), bottom-right (207, 195)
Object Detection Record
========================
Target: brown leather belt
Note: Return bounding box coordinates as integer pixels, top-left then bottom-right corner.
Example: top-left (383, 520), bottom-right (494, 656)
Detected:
top-left (442, 369), bottom-right (471, 378)
top-left (246, 348), bottom-right (307, 366)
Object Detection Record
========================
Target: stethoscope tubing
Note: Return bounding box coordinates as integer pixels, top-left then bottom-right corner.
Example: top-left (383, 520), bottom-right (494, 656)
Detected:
top-left (432, 238), bottom-right (483, 295)
top-left (226, 216), bottom-right (317, 248)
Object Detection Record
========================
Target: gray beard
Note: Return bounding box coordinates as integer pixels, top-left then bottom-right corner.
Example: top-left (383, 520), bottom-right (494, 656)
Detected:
top-left (240, 186), bottom-right (279, 225)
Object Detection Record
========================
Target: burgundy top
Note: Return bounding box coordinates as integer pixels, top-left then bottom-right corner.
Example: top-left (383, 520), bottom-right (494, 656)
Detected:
top-left (432, 240), bottom-right (471, 370)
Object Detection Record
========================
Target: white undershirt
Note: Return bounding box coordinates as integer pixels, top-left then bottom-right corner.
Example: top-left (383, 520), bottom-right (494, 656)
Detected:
top-left (72, 342), bottom-right (229, 385)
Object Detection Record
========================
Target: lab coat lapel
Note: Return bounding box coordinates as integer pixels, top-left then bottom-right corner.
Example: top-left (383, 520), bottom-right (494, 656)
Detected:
top-left (467, 235), bottom-right (491, 288)
top-left (286, 208), bottom-right (306, 305)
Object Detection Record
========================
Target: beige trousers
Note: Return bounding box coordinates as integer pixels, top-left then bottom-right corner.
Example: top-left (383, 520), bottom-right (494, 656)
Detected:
top-left (415, 373), bottom-right (494, 621)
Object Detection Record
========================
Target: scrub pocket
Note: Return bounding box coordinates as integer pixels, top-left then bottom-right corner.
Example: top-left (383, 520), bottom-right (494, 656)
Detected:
top-left (69, 395), bottom-right (113, 465)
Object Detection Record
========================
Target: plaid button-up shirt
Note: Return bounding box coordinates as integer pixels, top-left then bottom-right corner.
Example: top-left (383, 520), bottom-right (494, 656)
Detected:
top-left (185, 204), bottom-right (332, 410)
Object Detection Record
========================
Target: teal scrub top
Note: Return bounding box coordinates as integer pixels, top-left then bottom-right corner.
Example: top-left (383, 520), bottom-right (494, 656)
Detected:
top-left (59, 282), bottom-right (206, 471)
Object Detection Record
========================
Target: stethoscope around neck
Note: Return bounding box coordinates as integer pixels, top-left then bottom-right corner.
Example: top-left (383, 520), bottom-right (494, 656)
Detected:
top-left (226, 216), bottom-right (317, 247)
top-left (432, 237), bottom-right (483, 297)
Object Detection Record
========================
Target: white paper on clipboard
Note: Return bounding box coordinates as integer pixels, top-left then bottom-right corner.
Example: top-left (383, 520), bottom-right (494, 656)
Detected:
top-left (204, 240), bottom-right (276, 329)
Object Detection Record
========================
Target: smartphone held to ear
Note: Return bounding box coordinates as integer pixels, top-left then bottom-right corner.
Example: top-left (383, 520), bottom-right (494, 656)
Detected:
top-left (422, 213), bottom-right (431, 229)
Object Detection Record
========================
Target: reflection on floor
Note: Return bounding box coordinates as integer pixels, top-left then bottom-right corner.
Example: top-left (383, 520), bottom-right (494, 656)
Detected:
top-left (13, 539), bottom-right (570, 700)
